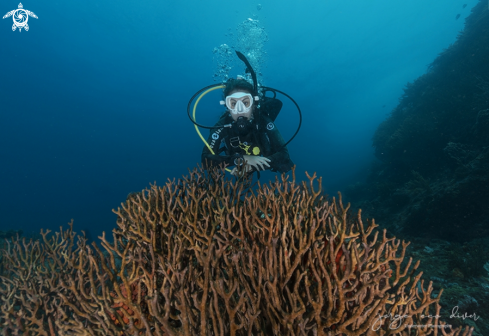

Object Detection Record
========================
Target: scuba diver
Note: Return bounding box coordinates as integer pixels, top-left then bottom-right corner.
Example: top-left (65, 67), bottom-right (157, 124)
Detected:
top-left (188, 51), bottom-right (301, 178)
top-left (201, 77), bottom-right (294, 176)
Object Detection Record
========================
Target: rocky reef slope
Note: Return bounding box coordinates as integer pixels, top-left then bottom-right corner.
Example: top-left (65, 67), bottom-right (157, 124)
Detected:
top-left (346, 2), bottom-right (489, 334)
top-left (350, 0), bottom-right (489, 243)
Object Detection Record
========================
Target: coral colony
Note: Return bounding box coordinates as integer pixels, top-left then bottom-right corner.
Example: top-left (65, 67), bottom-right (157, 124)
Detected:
top-left (0, 166), bottom-right (473, 335)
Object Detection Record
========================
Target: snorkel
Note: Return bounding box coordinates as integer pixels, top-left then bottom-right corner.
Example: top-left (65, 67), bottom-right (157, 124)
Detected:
top-left (234, 51), bottom-right (260, 130)
top-left (235, 51), bottom-right (259, 96)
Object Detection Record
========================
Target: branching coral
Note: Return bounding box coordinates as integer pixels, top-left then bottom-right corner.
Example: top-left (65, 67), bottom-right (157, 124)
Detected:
top-left (0, 223), bottom-right (88, 335)
top-left (0, 167), bottom-right (474, 336)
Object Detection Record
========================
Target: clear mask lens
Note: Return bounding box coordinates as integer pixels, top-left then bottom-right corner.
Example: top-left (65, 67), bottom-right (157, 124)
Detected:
top-left (225, 93), bottom-right (253, 114)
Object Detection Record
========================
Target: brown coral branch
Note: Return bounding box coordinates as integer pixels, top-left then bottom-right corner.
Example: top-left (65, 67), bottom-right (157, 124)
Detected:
top-left (0, 166), bottom-right (475, 336)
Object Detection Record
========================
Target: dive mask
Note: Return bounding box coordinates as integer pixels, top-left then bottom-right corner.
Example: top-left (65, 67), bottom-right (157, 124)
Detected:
top-left (220, 92), bottom-right (259, 115)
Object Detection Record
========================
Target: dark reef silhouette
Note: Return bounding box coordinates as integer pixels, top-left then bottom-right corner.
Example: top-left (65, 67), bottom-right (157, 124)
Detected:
top-left (348, 0), bottom-right (489, 243)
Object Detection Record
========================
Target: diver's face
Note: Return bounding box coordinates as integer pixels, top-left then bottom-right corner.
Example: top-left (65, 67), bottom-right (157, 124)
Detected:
top-left (227, 90), bottom-right (254, 121)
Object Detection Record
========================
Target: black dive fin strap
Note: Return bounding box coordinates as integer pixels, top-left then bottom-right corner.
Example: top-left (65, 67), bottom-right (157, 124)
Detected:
top-left (235, 51), bottom-right (257, 94)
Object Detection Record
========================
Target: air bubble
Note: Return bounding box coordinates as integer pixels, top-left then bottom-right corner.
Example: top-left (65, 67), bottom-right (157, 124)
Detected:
top-left (213, 19), bottom-right (268, 86)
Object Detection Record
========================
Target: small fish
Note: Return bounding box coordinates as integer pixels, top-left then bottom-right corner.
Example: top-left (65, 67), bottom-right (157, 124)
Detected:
top-left (455, 13), bottom-right (461, 20)
top-left (462, 4), bottom-right (467, 8)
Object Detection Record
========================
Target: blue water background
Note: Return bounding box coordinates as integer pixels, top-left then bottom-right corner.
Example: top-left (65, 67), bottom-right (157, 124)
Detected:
top-left (0, 0), bottom-right (476, 239)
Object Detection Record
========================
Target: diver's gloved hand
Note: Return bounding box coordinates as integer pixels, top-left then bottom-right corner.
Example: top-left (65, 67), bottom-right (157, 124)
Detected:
top-left (243, 155), bottom-right (271, 171)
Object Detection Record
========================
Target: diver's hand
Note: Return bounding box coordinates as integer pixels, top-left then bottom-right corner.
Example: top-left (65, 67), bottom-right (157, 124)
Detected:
top-left (230, 165), bottom-right (253, 177)
top-left (243, 155), bottom-right (271, 171)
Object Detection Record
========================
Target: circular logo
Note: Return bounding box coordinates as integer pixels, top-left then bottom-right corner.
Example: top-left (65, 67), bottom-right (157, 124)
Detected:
top-left (212, 133), bottom-right (219, 140)
top-left (14, 10), bottom-right (27, 25)
top-left (266, 122), bottom-right (274, 130)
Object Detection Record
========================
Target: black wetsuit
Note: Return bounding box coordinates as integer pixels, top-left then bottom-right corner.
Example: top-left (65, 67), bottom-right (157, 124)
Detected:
top-left (201, 97), bottom-right (294, 173)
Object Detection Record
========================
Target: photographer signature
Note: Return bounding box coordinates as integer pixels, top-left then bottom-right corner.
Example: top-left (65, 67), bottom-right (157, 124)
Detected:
top-left (372, 306), bottom-right (479, 331)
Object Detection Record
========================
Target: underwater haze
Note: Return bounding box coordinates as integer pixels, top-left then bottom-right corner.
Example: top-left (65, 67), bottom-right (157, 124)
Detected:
top-left (0, 0), bottom-right (477, 239)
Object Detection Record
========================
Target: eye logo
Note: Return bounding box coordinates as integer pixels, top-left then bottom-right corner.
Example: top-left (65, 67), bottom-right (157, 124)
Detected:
top-left (3, 3), bottom-right (38, 32)
top-left (266, 122), bottom-right (275, 130)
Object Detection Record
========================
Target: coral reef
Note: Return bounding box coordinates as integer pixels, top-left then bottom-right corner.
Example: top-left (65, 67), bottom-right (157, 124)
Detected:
top-left (401, 238), bottom-right (489, 336)
top-left (344, 5), bottom-right (489, 332)
top-left (0, 167), bottom-right (474, 335)
top-left (448, 240), bottom-right (489, 279)
top-left (0, 230), bottom-right (24, 277)
top-left (348, 0), bottom-right (489, 242)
